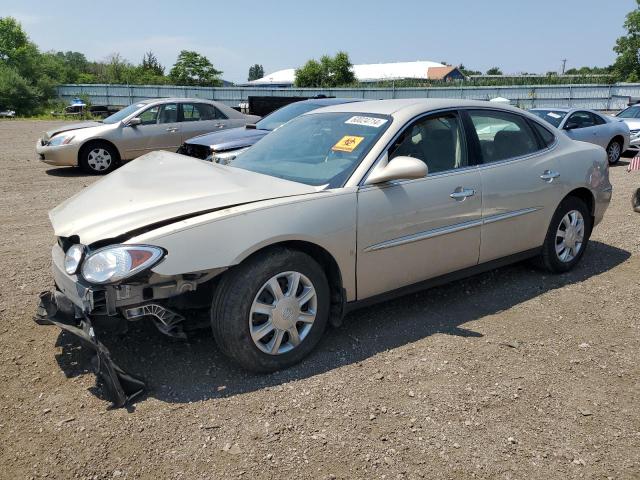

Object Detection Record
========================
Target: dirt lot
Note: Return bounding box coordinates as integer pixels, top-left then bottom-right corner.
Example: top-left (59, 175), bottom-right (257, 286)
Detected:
top-left (0, 120), bottom-right (638, 480)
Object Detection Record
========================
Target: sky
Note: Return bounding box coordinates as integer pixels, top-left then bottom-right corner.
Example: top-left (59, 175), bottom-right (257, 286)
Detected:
top-left (1, 0), bottom-right (636, 83)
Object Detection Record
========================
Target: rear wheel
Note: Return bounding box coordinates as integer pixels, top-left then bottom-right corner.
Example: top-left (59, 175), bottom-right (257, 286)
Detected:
top-left (538, 196), bottom-right (592, 273)
top-left (606, 139), bottom-right (622, 165)
top-left (79, 142), bottom-right (119, 174)
top-left (211, 248), bottom-right (330, 372)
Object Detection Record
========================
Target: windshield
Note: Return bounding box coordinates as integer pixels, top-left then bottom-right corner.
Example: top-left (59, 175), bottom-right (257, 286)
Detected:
top-left (529, 109), bottom-right (567, 128)
top-left (232, 112), bottom-right (391, 187)
top-left (616, 106), bottom-right (640, 119)
top-left (102, 103), bottom-right (146, 124)
top-left (255, 102), bottom-right (323, 131)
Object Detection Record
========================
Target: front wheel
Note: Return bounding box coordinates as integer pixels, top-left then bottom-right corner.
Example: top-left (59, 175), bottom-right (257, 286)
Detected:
top-left (79, 142), bottom-right (119, 174)
top-left (606, 139), bottom-right (622, 165)
top-left (538, 196), bottom-right (592, 273)
top-left (211, 248), bottom-right (330, 372)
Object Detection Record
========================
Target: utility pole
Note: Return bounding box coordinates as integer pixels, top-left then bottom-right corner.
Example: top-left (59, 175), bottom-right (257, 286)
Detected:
top-left (561, 59), bottom-right (567, 75)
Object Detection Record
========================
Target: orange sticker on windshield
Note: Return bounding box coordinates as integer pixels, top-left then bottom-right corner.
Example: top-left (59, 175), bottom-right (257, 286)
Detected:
top-left (332, 135), bottom-right (364, 153)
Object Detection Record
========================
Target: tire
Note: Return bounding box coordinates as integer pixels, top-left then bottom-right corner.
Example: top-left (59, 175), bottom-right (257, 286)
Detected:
top-left (538, 196), bottom-right (592, 273)
top-left (606, 139), bottom-right (622, 165)
top-left (632, 187), bottom-right (640, 213)
top-left (79, 142), bottom-right (119, 174)
top-left (211, 248), bottom-right (330, 372)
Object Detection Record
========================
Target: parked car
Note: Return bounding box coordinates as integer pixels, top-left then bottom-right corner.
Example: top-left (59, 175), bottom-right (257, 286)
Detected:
top-left (177, 97), bottom-right (361, 163)
top-left (36, 98), bottom-right (260, 174)
top-left (36, 99), bottom-right (612, 405)
top-left (0, 109), bottom-right (16, 118)
top-left (613, 104), bottom-right (640, 156)
top-left (529, 108), bottom-right (629, 165)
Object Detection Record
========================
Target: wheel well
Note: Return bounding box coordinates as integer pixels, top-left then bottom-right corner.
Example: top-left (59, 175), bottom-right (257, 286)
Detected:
top-left (611, 135), bottom-right (625, 148)
top-left (243, 241), bottom-right (346, 326)
top-left (566, 187), bottom-right (595, 217)
top-left (78, 139), bottom-right (121, 165)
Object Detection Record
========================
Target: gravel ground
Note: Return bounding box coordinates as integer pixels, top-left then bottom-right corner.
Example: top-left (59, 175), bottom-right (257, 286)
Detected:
top-left (0, 120), bottom-right (639, 480)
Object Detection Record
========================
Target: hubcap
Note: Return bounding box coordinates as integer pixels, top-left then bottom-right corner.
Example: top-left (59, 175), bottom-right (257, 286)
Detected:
top-left (249, 271), bottom-right (317, 355)
top-left (87, 148), bottom-right (112, 171)
top-left (555, 210), bottom-right (585, 263)
top-left (608, 142), bottom-right (620, 163)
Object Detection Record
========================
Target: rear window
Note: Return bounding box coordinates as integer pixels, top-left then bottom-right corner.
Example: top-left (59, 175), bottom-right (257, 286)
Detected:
top-left (530, 121), bottom-right (556, 148)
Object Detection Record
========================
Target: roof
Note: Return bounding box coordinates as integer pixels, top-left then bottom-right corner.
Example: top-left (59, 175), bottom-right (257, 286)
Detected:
top-left (247, 60), bottom-right (447, 85)
top-left (302, 97), bottom-right (362, 106)
top-left (426, 66), bottom-right (460, 80)
top-left (306, 98), bottom-right (531, 119)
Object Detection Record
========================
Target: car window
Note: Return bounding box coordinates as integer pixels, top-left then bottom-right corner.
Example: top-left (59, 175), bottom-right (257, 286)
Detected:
top-left (592, 113), bottom-right (606, 126)
top-left (196, 103), bottom-right (217, 120)
top-left (567, 111), bottom-right (596, 129)
top-left (138, 106), bottom-right (159, 125)
top-left (616, 106), bottom-right (640, 118)
top-left (389, 112), bottom-right (467, 174)
top-left (468, 110), bottom-right (539, 163)
top-left (158, 103), bottom-right (178, 124)
top-left (528, 109), bottom-right (567, 128)
top-left (530, 120), bottom-right (556, 148)
top-left (214, 107), bottom-right (228, 120)
top-left (232, 112), bottom-right (391, 187)
top-left (181, 103), bottom-right (201, 122)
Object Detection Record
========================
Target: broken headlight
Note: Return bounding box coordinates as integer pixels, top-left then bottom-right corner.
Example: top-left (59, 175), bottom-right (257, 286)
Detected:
top-left (81, 245), bottom-right (165, 284)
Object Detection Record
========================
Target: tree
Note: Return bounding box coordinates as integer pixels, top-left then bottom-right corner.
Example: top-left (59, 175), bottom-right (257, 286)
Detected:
top-left (169, 50), bottom-right (222, 86)
top-left (613, 0), bottom-right (640, 81)
top-left (486, 67), bottom-right (503, 75)
top-left (294, 51), bottom-right (355, 87)
top-left (141, 51), bottom-right (164, 76)
top-left (0, 64), bottom-right (41, 113)
top-left (459, 64), bottom-right (481, 76)
top-left (248, 64), bottom-right (264, 81)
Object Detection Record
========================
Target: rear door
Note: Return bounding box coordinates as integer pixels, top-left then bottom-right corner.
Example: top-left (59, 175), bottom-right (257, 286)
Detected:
top-left (464, 109), bottom-right (565, 263)
top-left (179, 103), bottom-right (233, 142)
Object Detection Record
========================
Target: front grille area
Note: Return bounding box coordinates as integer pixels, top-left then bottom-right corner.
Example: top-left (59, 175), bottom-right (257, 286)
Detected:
top-left (178, 143), bottom-right (211, 160)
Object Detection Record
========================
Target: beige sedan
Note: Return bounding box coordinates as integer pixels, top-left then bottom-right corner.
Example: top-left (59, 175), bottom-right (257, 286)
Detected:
top-left (36, 99), bottom-right (612, 405)
top-left (36, 98), bottom-right (260, 174)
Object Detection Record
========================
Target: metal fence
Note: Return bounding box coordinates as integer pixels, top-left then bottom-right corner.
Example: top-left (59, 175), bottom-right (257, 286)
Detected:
top-left (56, 83), bottom-right (640, 111)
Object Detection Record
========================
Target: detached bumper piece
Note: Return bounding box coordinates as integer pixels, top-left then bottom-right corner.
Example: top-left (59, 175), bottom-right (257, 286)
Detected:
top-left (35, 291), bottom-right (145, 408)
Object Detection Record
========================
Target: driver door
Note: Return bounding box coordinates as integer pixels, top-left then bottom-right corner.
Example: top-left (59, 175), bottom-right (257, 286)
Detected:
top-left (356, 111), bottom-right (482, 300)
top-left (120, 103), bottom-right (182, 159)
top-left (563, 111), bottom-right (598, 145)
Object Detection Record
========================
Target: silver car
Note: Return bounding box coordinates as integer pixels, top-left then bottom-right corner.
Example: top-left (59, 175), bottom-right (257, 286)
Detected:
top-left (36, 98), bottom-right (260, 174)
top-left (613, 104), bottom-right (640, 155)
top-left (529, 107), bottom-right (629, 165)
top-left (36, 99), bottom-right (612, 405)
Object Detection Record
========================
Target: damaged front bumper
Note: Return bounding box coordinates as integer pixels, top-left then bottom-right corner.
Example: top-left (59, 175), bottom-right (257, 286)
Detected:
top-left (34, 290), bottom-right (145, 408)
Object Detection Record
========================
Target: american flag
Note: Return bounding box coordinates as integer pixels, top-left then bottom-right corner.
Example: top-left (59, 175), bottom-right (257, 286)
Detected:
top-left (628, 156), bottom-right (640, 172)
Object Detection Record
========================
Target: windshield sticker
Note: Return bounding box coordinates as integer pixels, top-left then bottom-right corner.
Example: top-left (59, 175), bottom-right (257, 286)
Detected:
top-left (345, 116), bottom-right (388, 128)
top-left (547, 112), bottom-right (562, 119)
top-left (332, 135), bottom-right (365, 153)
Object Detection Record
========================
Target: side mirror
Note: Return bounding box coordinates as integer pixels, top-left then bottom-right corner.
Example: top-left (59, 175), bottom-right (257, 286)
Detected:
top-left (364, 155), bottom-right (428, 185)
top-left (127, 117), bottom-right (142, 127)
top-left (564, 121), bottom-right (579, 130)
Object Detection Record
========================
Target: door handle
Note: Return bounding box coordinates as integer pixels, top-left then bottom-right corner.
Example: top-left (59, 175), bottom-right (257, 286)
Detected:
top-left (450, 188), bottom-right (475, 200)
top-left (215, 123), bottom-right (225, 129)
top-left (166, 127), bottom-right (178, 132)
top-left (540, 170), bottom-right (560, 182)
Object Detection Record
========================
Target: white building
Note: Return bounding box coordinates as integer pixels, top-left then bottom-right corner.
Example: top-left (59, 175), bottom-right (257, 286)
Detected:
top-left (245, 60), bottom-right (464, 86)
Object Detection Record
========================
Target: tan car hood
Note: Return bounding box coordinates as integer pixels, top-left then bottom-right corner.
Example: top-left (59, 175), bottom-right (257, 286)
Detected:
top-left (50, 151), bottom-right (317, 245)
top-left (44, 121), bottom-right (104, 141)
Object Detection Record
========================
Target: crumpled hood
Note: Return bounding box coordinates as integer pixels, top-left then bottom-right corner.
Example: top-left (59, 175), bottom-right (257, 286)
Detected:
top-left (50, 151), bottom-right (317, 245)
top-left (186, 126), bottom-right (269, 151)
top-left (43, 121), bottom-right (104, 141)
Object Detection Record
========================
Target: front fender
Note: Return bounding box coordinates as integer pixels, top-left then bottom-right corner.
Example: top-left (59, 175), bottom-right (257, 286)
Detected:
top-left (126, 189), bottom-right (359, 300)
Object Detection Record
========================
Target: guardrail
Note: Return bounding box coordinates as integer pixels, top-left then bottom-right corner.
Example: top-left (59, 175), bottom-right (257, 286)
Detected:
top-left (56, 83), bottom-right (640, 111)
